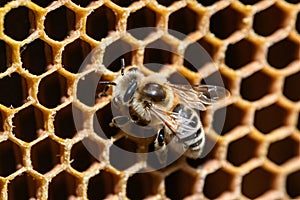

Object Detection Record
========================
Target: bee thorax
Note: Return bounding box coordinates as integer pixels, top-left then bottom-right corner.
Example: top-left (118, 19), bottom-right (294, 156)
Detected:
top-left (141, 82), bottom-right (166, 102)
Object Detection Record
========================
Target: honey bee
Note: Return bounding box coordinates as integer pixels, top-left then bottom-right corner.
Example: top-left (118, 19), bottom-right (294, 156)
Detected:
top-left (100, 59), bottom-right (229, 162)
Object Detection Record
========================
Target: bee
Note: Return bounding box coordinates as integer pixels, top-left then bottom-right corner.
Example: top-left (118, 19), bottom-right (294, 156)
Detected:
top-left (100, 59), bottom-right (230, 161)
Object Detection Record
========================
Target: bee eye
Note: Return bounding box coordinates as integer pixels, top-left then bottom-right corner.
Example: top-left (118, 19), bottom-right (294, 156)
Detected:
top-left (142, 83), bottom-right (166, 102)
top-left (157, 129), bottom-right (165, 146)
top-left (124, 80), bottom-right (138, 102)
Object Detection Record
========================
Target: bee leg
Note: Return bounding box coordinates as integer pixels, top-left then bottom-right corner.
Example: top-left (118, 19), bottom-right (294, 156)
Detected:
top-left (154, 128), bottom-right (167, 165)
top-left (98, 85), bottom-right (110, 97)
top-left (121, 58), bottom-right (125, 76)
top-left (98, 81), bottom-right (117, 97)
top-left (110, 116), bottom-right (130, 127)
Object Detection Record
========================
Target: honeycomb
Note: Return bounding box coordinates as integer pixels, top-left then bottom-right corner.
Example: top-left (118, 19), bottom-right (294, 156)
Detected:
top-left (0, 0), bottom-right (299, 199)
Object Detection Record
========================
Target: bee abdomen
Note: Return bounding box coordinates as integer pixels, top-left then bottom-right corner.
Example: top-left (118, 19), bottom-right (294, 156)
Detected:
top-left (173, 104), bottom-right (192, 118)
top-left (189, 128), bottom-right (205, 151)
top-left (189, 137), bottom-right (204, 150)
top-left (179, 128), bottom-right (202, 143)
top-left (189, 116), bottom-right (199, 128)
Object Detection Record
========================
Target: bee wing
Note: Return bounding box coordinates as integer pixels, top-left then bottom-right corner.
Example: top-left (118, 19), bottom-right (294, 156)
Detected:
top-left (192, 85), bottom-right (230, 104)
top-left (168, 84), bottom-right (206, 110)
top-left (148, 105), bottom-right (197, 141)
top-left (168, 84), bottom-right (230, 109)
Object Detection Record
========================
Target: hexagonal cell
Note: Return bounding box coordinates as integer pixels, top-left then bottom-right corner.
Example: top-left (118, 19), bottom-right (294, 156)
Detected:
top-left (0, 0), bottom-right (10, 7)
top-left (284, 71), bottom-right (300, 102)
top-left (71, 0), bottom-right (95, 7)
top-left (31, 138), bottom-right (61, 174)
top-left (103, 39), bottom-right (132, 72)
top-left (111, 0), bottom-right (139, 7)
top-left (184, 38), bottom-right (215, 72)
top-left (71, 139), bottom-right (101, 172)
top-left (12, 105), bottom-right (44, 143)
top-left (8, 172), bottom-right (40, 200)
top-left (0, 73), bottom-right (28, 108)
top-left (127, 172), bottom-right (160, 200)
top-left (242, 167), bottom-right (276, 198)
top-left (238, 0), bottom-right (260, 5)
top-left (37, 72), bottom-right (68, 109)
top-left (48, 171), bottom-right (79, 199)
top-left (0, 140), bottom-right (22, 177)
top-left (254, 103), bottom-right (289, 134)
top-left (210, 6), bottom-right (245, 39)
top-left (54, 104), bottom-right (83, 139)
top-left (109, 137), bottom-right (138, 171)
top-left (0, 40), bottom-right (12, 73)
top-left (76, 71), bottom-right (102, 107)
top-left (196, 0), bottom-right (221, 6)
top-left (94, 103), bottom-right (119, 139)
top-left (0, 111), bottom-right (4, 132)
top-left (4, 6), bottom-right (36, 41)
top-left (127, 7), bottom-right (156, 40)
top-left (286, 170), bottom-right (300, 198)
top-left (285, 0), bottom-right (300, 4)
top-left (241, 70), bottom-right (274, 101)
top-left (200, 70), bottom-right (232, 91)
top-left (227, 134), bottom-right (259, 166)
top-left (200, 37), bottom-right (217, 56)
top-left (62, 39), bottom-right (92, 74)
top-left (31, 0), bottom-right (53, 7)
top-left (225, 39), bottom-right (258, 70)
top-left (165, 170), bottom-right (196, 200)
top-left (144, 39), bottom-right (173, 72)
top-left (267, 38), bottom-right (299, 69)
top-left (167, 71), bottom-right (191, 85)
top-left (204, 168), bottom-right (234, 199)
top-left (253, 4), bottom-right (287, 36)
top-left (296, 12), bottom-right (300, 34)
top-left (213, 104), bottom-right (246, 135)
top-left (44, 6), bottom-right (75, 41)
top-left (168, 7), bottom-right (199, 40)
top-left (88, 170), bottom-right (119, 199)
top-left (297, 113), bottom-right (300, 130)
top-left (86, 6), bottom-right (116, 41)
top-left (157, 0), bottom-right (179, 7)
top-left (21, 39), bottom-right (53, 75)
top-left (267, 136), bottom-right (299, 165)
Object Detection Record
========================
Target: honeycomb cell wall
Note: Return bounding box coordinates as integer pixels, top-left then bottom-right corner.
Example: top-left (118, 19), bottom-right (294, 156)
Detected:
top-left (0, 0), bottom-right (299, 199)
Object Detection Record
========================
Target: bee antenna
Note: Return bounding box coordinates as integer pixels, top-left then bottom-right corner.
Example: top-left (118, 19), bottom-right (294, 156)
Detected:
top-left (98, 81), bottom-right (117, 86)
top-left (121, 58), bottom-right (125, 76)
